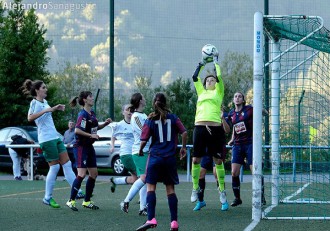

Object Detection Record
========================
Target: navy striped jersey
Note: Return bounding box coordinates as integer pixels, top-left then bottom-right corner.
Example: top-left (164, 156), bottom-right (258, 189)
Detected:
top-left (75, 109), bottom-right (98, 146)
top-left (228, 105), bottom-right (253, 145)
top-left (141, 113), bottom-right (186, 157)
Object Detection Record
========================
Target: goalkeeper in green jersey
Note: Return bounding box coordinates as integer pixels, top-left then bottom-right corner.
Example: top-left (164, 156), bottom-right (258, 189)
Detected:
top-left (190, 51), bottom-right (229, 212)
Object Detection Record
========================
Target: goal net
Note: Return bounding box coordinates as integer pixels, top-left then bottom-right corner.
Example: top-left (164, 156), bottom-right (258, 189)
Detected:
top-left (253, 13), bottom-right (330, 220)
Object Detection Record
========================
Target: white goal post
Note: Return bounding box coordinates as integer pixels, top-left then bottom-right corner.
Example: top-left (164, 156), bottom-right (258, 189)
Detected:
top-left (253, 11), bottom-right (330, 221)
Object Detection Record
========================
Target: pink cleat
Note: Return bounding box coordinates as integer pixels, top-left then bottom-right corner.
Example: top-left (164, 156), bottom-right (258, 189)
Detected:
top-left (170, 220), bottom-right (179, 231)
top-left (136, 218), bottom-right (157, 231)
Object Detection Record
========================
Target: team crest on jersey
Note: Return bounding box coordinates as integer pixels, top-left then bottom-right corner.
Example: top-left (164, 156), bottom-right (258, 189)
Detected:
top-left (81, 119), bottom-right (86, 129)
top-left (91, 127), bottom-right (98, 134)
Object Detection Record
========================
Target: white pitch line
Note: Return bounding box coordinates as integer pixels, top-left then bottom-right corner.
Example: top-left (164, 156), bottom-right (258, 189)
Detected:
top-left (244, 220), bottom-right (260, 231)
top-left (0, 181), bottom-right (107, 198)
top-left (281, 182), bottom-right (310, 201)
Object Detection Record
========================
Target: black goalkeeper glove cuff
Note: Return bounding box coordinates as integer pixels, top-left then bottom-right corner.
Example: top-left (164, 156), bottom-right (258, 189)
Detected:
top-left (192, 63), bottom-right (203, 82)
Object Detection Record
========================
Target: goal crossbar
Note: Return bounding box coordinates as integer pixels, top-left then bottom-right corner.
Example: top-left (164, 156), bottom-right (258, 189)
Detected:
top-left (264, 15), bottom-right (327, 67)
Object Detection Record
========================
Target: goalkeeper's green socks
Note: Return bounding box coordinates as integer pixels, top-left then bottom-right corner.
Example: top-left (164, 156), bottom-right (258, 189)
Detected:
top-left (215, 163), bottom-right (225, 192)
top-left (191, 163), bottom-right (201, 190)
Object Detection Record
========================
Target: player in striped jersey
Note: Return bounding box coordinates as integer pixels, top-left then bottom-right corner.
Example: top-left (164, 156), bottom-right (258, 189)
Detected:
top-left (136, 92), bottom-right (187, 231)
top-left (66, 91), bottom-right (112, 211)
top-left (227, 92), bottom-right (266, 206)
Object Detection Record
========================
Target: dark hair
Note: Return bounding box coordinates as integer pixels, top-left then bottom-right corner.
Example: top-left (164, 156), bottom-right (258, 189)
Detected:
top-left (128, 92), bottom-right (143, 112)
top-left (148, 92), bottom-right (171, 121)
top-left (234, 92), bottom-right (246, 106)
top-left (69, 91), bottom-right (92, 107)
top-left (21, 79), bottom-right (44, 97)
top-left (203, 75), bottom-right (216, 87)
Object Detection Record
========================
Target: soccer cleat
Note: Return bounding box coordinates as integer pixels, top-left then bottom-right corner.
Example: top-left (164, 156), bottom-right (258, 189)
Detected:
top-left (190, 188), bottom-right (199, 203)
top-left (136, 218), bottom-right (157, 231)
top-left (120, 201), bottom-right (129, 213)
top-left (170, 220), bottom-right (179, 231)
top-left (14, 176), bottom-right (23, 181)
top-left (221, 202), bottom-right (229, 211)
top-left (193, 200), bottom-right (206, 211)
top-left (76, 191), bottom-right (85, 200)
top-left (219, 190), bottom-right (229, 211)
top-left (43, 198), bottom-right (60, 208)
top-left (82, 201), bottom-right (99, 210)
top-left (139, 207), bottom-right (148, 216)
top-left (110, 177), bottom-right (116, 193)
top-left (219, 190), bottom-right (228, 204)
top-left (66, 199), bottom-right (78, 211)
top-left (231, 198), bottom-right (243, 207)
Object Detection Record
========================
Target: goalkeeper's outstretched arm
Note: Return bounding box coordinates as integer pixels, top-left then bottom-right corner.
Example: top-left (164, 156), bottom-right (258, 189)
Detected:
top-left (213, 62), bottom-right (222, 83)
top-left (192, 63), bottom-right (204, 82)
top-left (214, 62), bottom-right (224, 95)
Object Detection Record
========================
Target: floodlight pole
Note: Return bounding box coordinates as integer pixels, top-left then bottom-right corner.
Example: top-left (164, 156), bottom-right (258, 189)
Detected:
top-left (94, 88), bottom-right (100, 114)
top-left (109, 0), bottom-right (115, 120)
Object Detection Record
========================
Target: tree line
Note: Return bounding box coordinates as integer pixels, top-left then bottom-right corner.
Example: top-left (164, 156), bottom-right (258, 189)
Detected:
top-left (0, 0), bottom-right (253, 142)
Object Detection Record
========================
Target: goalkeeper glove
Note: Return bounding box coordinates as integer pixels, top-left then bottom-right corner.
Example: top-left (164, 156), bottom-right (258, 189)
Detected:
top-left (213, 52), bottom-right (219, 63)
top-left (192, 63), bottom-right (204, 82)
top-left (199, 58), bottom-right (207, 66)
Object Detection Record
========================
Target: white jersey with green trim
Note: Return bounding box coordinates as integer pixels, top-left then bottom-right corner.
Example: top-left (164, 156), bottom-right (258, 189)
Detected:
top-left (131, 112), bottom-right (150, 154)
top-left (28, 99), bottom-right (59, 143)
top-left (112, 119), bottom-right (134, 156)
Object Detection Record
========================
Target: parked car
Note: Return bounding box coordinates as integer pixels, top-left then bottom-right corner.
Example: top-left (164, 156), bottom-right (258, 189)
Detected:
top-left (0, 126), bottom-right (50, 174)
top-left (95, 122), bottom-right (126, 175)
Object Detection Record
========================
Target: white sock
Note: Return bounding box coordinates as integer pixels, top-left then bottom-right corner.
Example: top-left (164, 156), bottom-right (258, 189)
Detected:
top-left (139, 184), bottom-right (147, 210)
top-left (62, 161), bottom-right (76, 186)
top-left (114, 177), bottom-right (127, 185)
top-left (44, 164), bottom-right (60, 200)
top-left (62, 161), bottom-right (83, 194)
top-left (124, 178), bottom-right (145, 202)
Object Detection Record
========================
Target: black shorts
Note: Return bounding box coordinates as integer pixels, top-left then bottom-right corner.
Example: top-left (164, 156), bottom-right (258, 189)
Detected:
top-left (200, 144), bottom-right (227, 170)
top-left (193, 125), bottom-right (226, 159)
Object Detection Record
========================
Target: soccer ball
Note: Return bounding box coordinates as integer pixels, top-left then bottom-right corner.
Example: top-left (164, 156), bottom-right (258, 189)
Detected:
top-left (201, 44), bottom-right (218, 63)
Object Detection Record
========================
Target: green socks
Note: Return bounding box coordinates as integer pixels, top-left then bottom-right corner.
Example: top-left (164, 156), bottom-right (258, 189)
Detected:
top-left (191, 163), bottom-right (201, 190)
top-left (216, 163), bottom-right (225, 192)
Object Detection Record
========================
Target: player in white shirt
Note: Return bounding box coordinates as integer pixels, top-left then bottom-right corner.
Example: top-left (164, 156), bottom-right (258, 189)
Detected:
top-left (120, 93), bottom-right (151, 216)
top-left (22, 79), bottom-right (83, 208)
top-left (110, 104), bottom-right (137, 192)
